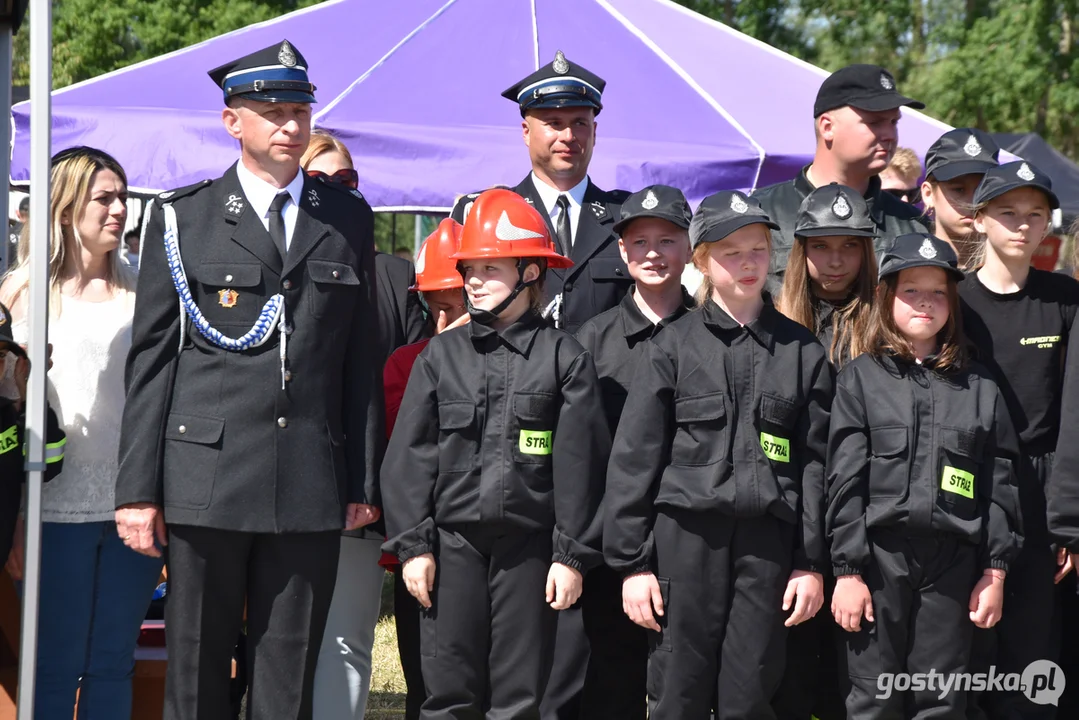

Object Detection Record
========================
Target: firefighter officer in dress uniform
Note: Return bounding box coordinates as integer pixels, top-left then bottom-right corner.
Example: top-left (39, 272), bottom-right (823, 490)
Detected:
top-left (113, 40), bottom-right (383, 720)
top-left (450, 50), bottom-right (632, 336)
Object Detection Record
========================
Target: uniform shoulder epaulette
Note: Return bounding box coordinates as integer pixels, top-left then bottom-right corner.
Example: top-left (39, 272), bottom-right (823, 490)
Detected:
top-left (315, 176), bottom-right (368, 204)
top-left (157, 179), bottom-right (212, 202)
top-left (606, 188), bottom-right (632, 204)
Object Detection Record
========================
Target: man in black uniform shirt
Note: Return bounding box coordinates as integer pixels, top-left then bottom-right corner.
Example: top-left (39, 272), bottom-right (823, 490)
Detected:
top-left (450, 50), bottom-right (631, 335)
top-left (754, 64), bottom-right (928, 288)
top-left (113, 40), bottom-right (382, 720)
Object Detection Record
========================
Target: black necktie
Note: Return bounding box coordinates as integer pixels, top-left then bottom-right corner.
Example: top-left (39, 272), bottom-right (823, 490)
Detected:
top-left (269, 193), bottom-right (289, 258)
top-left (555, 194), bottom-right (572, 254)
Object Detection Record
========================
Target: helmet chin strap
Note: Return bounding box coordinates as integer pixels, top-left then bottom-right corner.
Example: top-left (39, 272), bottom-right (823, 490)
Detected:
top-left (465, 259), bottom-right (540, 326)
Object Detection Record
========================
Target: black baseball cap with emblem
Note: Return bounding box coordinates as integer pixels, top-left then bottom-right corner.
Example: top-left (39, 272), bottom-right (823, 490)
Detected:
top-left (613, 185), bottom-right (692, 236)
top-left (795, 184), bottom-right (876, 239)
top-left (879, 233), bottom-right (963, 280)
top-left (924, 129), bottom-right (999, 182)
top-left (813, 64), bottom-right (925, 118)
top-left (973, 161), bottom-right (1060, 210)
top-left (689, 191), bottom-right (779, 250)
top-left (208, 40), bottom-right (317, 104)
top-left (502, 50), bottom-right (605, 115)
top-left (0, 303), bottom-right (25, 359)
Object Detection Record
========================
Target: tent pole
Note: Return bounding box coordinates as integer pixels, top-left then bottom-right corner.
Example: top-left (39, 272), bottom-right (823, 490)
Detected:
top-left (414, 213), bottom-right (421, 254)
top-left (17, 0), bottom-right (52, 715)
top-left (0, 25), bottom-right (11, 273)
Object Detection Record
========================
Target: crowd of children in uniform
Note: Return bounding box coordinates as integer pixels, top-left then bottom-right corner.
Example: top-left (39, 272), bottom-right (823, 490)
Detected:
top-left (374, 126), bottom-right (1079, 720)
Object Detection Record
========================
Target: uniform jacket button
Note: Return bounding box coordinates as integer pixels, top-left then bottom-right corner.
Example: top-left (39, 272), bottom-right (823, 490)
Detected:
top-left (283, 371), bottom-right (293, 383)
top-left (225, 274), bottom-right (234, 283)
top-left (282, 279), bottom-right (293, 290)
top-left (277, 417), bottom-right (288, 428)
top-left (565, 281), bottom-right (574, 292)
top-left (178, 425), bottom-right (187, 434)
top-left (331, 270), bottom-right (340, 279)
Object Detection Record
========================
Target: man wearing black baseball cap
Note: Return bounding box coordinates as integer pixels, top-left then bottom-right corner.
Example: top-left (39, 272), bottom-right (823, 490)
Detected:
top-left (755, 64), bottom-right (928, 295)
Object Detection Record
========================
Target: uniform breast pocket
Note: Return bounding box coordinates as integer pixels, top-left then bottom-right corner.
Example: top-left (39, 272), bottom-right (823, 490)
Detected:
top-left (938, 427), bottom-right (982, 519)
top-left (437, 401), bottom-right (478, 474)
top-left (868, 426), bottom-right (910, 498)
top-left (588, 255), bottom-right (631, 286)
top-left (307, 260), bottom-right (360, 318)
top-left (195, 262), bottom-right (264, 326)
top-left (162, 413), bottom-right (225, 510)
top-left (511, 392), bottom-right (557, 466)
top-left (671, 392), bottom-right (726, 467)
top-left (757, 392), bottom-right (799, 467)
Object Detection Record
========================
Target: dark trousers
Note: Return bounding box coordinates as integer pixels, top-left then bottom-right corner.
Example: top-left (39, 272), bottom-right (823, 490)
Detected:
top-left (969, 452), bottom-right (1060, 720)
top-left (164, 525), bottom-right (340, 720)
top-left (420, 526), bottom-right (557, 720)
top-left (648, 511), bottom-right (792, 720)
top-left (394, 565), bottom-right (426, 720)
top-left (540, 604), bottom-right (587, 720)
top-left (772, 577), bottom-right (845, 720)
top-left (841, 531), bottom-right (977, 720)
top-left (579, 564), bottom-right (648, 720)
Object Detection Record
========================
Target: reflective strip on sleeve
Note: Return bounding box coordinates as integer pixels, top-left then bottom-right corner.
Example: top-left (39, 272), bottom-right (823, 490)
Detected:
top-left (45, 436), bottom-right (66, 464)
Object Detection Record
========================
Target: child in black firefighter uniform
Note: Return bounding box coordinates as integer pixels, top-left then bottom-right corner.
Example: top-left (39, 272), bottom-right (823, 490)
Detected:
top-left (826, 233), bottom-right (1023, 720)
top-left (575, 185), bottom-right (695, 720)
top-left (604, 191), bottom-right (833, 720)
top-left (381, 189), bottom-right (609, 719)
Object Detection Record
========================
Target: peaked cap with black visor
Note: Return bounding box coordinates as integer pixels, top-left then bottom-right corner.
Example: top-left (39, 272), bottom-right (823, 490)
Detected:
top-left (502, 50), bottom-right (605, 116)
top-left (208, 40), bottom-right (317, 104)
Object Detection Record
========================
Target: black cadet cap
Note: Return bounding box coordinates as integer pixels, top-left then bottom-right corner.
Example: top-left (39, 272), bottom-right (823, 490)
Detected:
top-left (208, 40), bottom-right (317, 104)
top-left (973, 161), bottom-right (1060, 210)
top-left (613, 185), bottom-right (692, 236)
top-left (502, 50), bottom-right (605, 115)
top-left (813, 64), bottom-right (925, 118)
top-left (689, 191), bottom-right (779, 250)
top-left (924, 129), bottom-right (999, 182)
top-left (795, 184), bottom-right (876, 239)
top-left (0, 303), bottom-right (25, 359)
top-left (879, 233), bottom-right (963, 281)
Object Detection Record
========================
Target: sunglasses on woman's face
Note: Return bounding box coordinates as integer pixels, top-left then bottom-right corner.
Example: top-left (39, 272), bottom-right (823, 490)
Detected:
top-left (306, 168), bottom-right (359, 190)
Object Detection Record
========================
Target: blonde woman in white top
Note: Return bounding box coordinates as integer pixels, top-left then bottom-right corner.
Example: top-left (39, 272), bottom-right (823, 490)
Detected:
top-left (1, 146), bottom-right (163, 720)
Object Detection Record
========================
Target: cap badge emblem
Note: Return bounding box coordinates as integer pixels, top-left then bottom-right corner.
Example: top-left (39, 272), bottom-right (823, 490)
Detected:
top-left (730, 194), bottom-right (749, 214)
top-left (495, 211), bottom-right (545, 241)
top-left (880, 73), bottom-right (894, 90)
top-left (832, 194), bottom-right (852, 219)
top-left (307, 188), bottom-right (320, 208)
top-left (218, 289), bottom-right (239, 308)
top-left (918, 238), bottom-right (937, 259)
top-left (641, 190), bottom-right (659, 210)
top-left (225, 194), bottom-right (245, 216)
top-left (278, 41), bottom-right (297, 68)
top-left (1018, 163), bottom-right (1036, 181)
top-left (553, 50), bottom-right (570, 75)
top-left (964, 134), bottom-right (983, 157)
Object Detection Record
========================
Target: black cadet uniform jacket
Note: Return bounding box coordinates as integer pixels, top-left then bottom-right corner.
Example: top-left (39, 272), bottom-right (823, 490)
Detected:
top-left (115, 163), bottom-right (383, 533)
top-left (575, 287), bottom-right (695, 433)
top-left (754, 167), bottom-right (928, 280)
top-left (826, 354), bottom-right (1023, 576)
top-left (451, 175), bottom-right (632, 333)
top-left (381, 311), bottom-right (610, 571)
top-left (604, 298), bottom-right (834, 577)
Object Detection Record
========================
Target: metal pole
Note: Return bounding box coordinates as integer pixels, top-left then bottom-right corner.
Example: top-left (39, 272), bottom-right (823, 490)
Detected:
top-left (0, 25), bottom-right (11, 273)
top-left (414, 213), bottom-right (422, 255)
top-left (17, 0), bottom-right (51, 716)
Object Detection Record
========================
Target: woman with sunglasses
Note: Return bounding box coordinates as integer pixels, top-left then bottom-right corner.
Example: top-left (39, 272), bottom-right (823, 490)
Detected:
top-left (302, 130), bottom-right (429, 720)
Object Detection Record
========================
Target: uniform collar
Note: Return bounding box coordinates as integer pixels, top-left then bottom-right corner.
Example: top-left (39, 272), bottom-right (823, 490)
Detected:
top-left (235, 159), bottom-right (304, 220)
top-left (530, 172), bottom-right (589, 216)
top-left (701, 294), bottom-right (777, 350)
top-left (795, 164), bottom-right (886, 225)
top-left (619, 286), bottom-right (695, 339)
top-left (468, 310), bottom-right (544, 355)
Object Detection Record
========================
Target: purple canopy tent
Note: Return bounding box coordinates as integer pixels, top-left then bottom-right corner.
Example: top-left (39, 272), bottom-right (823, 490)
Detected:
top-left (10, 0), bottom-right (954, 209)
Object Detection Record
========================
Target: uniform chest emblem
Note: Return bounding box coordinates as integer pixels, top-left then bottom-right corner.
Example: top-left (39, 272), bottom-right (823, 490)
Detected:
top-left (918, 238), bottom-right (937, 259)
top-left (307, 188), bottom-right (320, 207)
top-left (590, 201), bottom-right (606, 219)
top-left (964, 134), bottom-right (983, 157)
top-left (218, 289), bottom-right (240, 308)
top-left (225, 194), bottom-right (245, 216)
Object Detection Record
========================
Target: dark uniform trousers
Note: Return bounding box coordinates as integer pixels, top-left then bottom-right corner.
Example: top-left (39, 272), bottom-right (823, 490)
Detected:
top-left (165, 527), bottom-right (341, 720)
top-left (420, 525), bottom-right (557, 720)
top-left (579, 565), bottom-right (648, 720)
top-left (841, 530), bottom-right (978, 720)
top-left (969, 452), bottom-right (1060, 720)
top-left (773, 579), bottom-right (844, 720)
top-left (649, 510), bottom-right (793, 720)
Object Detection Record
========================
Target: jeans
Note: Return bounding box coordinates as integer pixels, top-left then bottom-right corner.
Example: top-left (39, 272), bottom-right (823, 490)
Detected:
top-left (34, 520), bottom-right (163, 720)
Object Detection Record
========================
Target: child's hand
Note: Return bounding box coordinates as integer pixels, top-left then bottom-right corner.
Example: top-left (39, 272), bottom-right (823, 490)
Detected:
top-left (402, 553), bottom-right (436, 609)
top-left (832, 574), bottom-right (874, 632)
top-left (969, 569), bottom-right (1005, 629)
top-left (783, 570), bottom-right (824, 627)
top-left (1054, 547), bottom-right (1074, 584)
top-left (435, 309), bottom-right (469, 334)
top-left (622, 572), bottom-right (664, 631)
top-left (546, 562), bottom-right (583, 610)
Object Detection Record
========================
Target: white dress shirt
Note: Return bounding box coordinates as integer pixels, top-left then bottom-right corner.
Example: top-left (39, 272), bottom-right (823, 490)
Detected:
top-left (236, 160), bottom-right (305, 251)
top-left (530, 172), bottom-right (589, 248)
